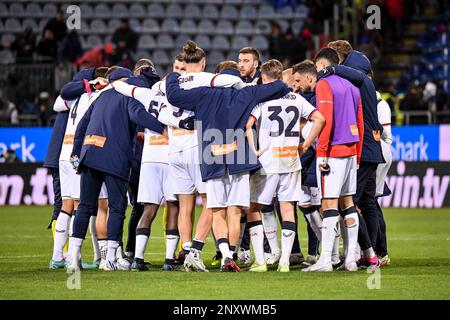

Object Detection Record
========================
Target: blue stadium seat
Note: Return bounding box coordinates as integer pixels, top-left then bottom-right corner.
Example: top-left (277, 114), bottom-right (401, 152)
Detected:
top-left (251, 35), bottom-right (269, 51)
top-left (80, 4), bottom-right (94, 18)
top-left (156, 34), bottom-right (175, 49)
top-left (180, 20), bottom-right (197, 35)
top-left (232, 36), bottom-right (249, 50)
top-left (295, 5), bottom-right (309, 19)
top-left (85, 35), bottom-right (102, 49)
top-left (258, 5), bottom-right (275, 19)
top-left (42, 4), bottom-right (57, 18)
top-left (147, 3), bottom-right (165, 18)
top-left (240, 5), bottom-right (258, 19)
top-left (135, 50), bottom-right (151, 61)
top-left (5, 18), bottom-right (22, 33)
top-left (255, 20), bottom-right (271, 34)
top-left (94, 4), bottom-right (111, 19)
top-left (9, 3), bottom-right (26, 18)
top-left (130, 4), bottom-right (146, 18)
top-left (194, 35), bottom-right (212, 50)
top-left (25, 3), bottom-right (43, 18)
top-left (175, 34), bottom-right (191, 49)
top-left (90, 19), bottom-right (107, 34)
top-left (79, 20), bottom-right (90, 35)
top-left (291, 20), bottom-right (304, 35)
top-left (161, 19), bottom-right (180, 34)
top-left (203, 5), bottom-right (220, 19)
top-left (277, 6), bottom-right (294, 19)
top-left (212, 35), bottom-right (230, 50)
top-left (138, 35), bottom-right (156, 50)
top-left (184, 4), bottom-right (202, 19)
top-left (142, 19), bottom-right (160, 34)
top-left (216, 20), bottom-right (234, 35)
top-left (130, 19), bottom-right (141, 32)
top-left (112, 4), bottom-right (129, 18)
top-left (152, 49), bottom-right (170, 65)
top-left (0, 3), bottom-right (8, 18)
top-left (208, 50), bottom-right (225, 66)
top-left (221, 5), bottom-right (239, 19)
top-left (166, 3), bottom-right (184, 19)
top-left (197, 20), bottom-right (215, 35)
top-left (22, 19), bottom-right (39, 33)
top-left (235, 20), bottom-right (254, 35)
top-left (1, 34), bottom-right (15, 47)
top-left (108, 19), bottom-right (121, 32)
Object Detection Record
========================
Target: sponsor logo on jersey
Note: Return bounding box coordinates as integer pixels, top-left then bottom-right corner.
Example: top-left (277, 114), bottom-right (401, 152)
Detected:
top-left (350, 125), bottom-right (359, 136)
top-left (211, 140), bottom-right (238, 156)
top-left (372, 130), bottom-right (381, 141)
top-left (172, 128), bottom-right (194, 136)
top-left (83, 135), bottom-right (106, 148)
top-left (272, 146), bottom-right (298, 158)
top-left (149, 135), bottom-right (169, 145)
top-left (63, 134), bottom-right (74, 145)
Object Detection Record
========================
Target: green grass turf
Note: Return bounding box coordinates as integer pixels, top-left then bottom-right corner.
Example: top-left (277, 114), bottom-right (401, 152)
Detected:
top-left (0, 206), bottom-right (450, 300)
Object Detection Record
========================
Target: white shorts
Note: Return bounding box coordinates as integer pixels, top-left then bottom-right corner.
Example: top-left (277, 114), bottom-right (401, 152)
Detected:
top-left (137, 162), bottom-right (177, 205)
top-left (59, 160), bottom-right (107, 200)
top-left (318, 156), bottom-right (357, 199)
top-left (250, 171), bottom-right (302, 205)
top-left (169, 146), bottom-right (206, 194)
top-left (206, 171), bottom-right (250, 208)
top-left (299, 186), bottom-right (321, 206)
top-left (376, 140), bottom-right (393, 196)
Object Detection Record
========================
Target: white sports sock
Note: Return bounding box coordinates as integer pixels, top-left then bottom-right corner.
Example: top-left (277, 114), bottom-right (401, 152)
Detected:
top-left (89, 216), bottom-right (100, 263)
top-left (52, 212), bottom-right (71, 261)
top-left (304, 212), bottom-right (322, 241)
top-left (218, 242), bottom-right (233, 259)
top-left (318, 213), bottom-right (339, 265)
top-left (340, 219), bottom-right (348, 257)
top-left (116, 245), bottom-right (124, 260)
top-left (261, 211), bottom-right (280, 255)
top-left (344, 212), bottom-right (359, 264)
top-left (98, 240), bottom-right (107, 261)
top-left (310, 209), bottom-right (323, 241)
top-left (135, 235), bottom-right (149, 260)
top-left (249, 224), bottom-right (265, 265)
top-left (106, 240), bottom-right (119, 263)
top-left (332, 220), bottom-right (340, 263)
top-left (279, 229), bottom-right (295, 266)
top-left (182, 241), bottom-right (192, 253)
top-left (70, 237), bottom-right (83, 263)
top-left (166, 234), bottom-right (180, 260)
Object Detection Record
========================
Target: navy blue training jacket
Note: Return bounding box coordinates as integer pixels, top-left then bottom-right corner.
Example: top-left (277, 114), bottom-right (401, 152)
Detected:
top-left (166, 72), bottom-right (291, 181)
top-left (299, 90), bottom-right (317, 188)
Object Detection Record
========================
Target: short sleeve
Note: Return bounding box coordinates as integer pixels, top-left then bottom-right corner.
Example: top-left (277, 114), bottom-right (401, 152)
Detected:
top-left (251, 104), bottom-right (262, 120)
top-left (377, 100), bottom-right (391, 125)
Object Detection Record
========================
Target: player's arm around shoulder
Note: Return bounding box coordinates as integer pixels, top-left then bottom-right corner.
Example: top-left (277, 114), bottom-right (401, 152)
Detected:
top-left (53, 95), bottom-right (70, 112)
top-left (166, 72), bottom-right (208, 111)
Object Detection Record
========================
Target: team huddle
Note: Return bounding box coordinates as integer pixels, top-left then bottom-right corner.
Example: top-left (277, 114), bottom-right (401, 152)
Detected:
top-left (45, 39), bottom-right (393, 273)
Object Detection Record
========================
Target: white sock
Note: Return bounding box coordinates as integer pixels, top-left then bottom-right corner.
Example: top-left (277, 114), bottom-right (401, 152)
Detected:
top-left (310, 209), bottom-right (323, 241)
top-left (318, 211), bottom-right (339, 265)
top-left (70, 237), bottom-right (83, 263)
top-left (89, 216), bottom-right (101, 263)
top-left (279, 228), bottom-right (295, 266)
top-left (304, 212), bottom-right (322, 241)
top-left (340, 219), bottom-right (348, 257)
top-left (98, 240), bottom-right (107, 261)
top-left (261, 211), bottom-right (280, 255)
top-left (116, 245), bottom-right (124, 260)
top-left (106, 240), bottom-right (119, 263)
top-left (52, 212), bottom-right (71, 261)
top-left (344, 212), bottom-right (359, 264)
top-left (332, 220), bottom-right (340, 263)
top-left (182, 241), bottom-right (192, 253)
top-left (249, 223), bottom-right (265, 265)
top-left (166, 232), bottom-right (180, 260)
top-left (218, 240), bottom-right (233, 259)
top-left (135, 235), bottom-right (149, 260)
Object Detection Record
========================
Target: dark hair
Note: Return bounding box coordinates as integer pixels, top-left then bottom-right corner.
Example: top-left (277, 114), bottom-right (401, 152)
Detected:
top-left (314, 48), bottom-right (339, 65)
top-left (104, 66), bottom-right (120, 79)
top-left (292, 60), bottom-right (317, 76)
top-left (174, 54), bottom-right (185, 62)
top-left (239, 47), bottom-right (261, 62)
top-left (182, 40), bottom-right (205, 64)
top-left (327, 40), bottom-right (353, 63)
top-left (261, 59), bottom-right (283, 80)
top-left (214, 60), bottom-right (239, 73)
top-left (134, 58), bottom-right (155, 73)
top-left (93, 66), bottom-right (109, 79)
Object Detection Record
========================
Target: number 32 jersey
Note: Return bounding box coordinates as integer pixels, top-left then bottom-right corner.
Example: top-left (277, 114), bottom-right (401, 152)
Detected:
top-left (251, 92), bottom-right (316, 174)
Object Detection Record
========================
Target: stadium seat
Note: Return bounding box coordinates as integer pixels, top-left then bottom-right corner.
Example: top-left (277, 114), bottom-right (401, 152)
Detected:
top-left (278, 20), bottom-right (289, 32)
top-left (90, 19), bottom-right (107, 34)
top-left (197, 20), bottom-right (215, 35)
top-left (211, 35), bottom-right (230, 50)
top-left (240, 5), bottom-right (258, 19)
top-left (130, 19), bottom-right (141, 32)
top-left (184, 4), bottom-right (202, 19)
top-left (277, 6), bottom-right (295, 19)
top-left (135, 50), bottom-right (151, 60)
top-left (152, 49), bottom-right (170, 65)
top-left (107, 19), bottom-right (121, 32)
top-left (251, 35), bottom-right (269, 51)
top-left (221, 5), bottom-right (239, 19)
top-left (202, 5), bottom-right (220, 19)
top-left (166, 3), bottom-right (184, 19)
top-left (175, 34), bottom-right (190, 48)
top-left (94, 4), bottom-right (111, 19)
top-left (5, 18), bottom-right (22, 33)
top-left (142, 19), bottom-right (160, 34)
top-left (291, 20), bottom-right (304, 35)
top-left (215, 20), bottom-right (234, 35)
top-left (194, 35), bottom-right (212, 50)
top-left (235, 20), bottom-right (254, 35)
top-left (156, 34), bottom-right (175, 49)
top-left (255, 20), bottom-right (271, 34)
top-left (161, 19), bottom-right (180, 34)
top-left (112, 4), bottom-right (129, 18)
top-left (9, 3), bottom-right (26, 18)
top-left (208, 50), bottom-right (225, 66)
top-left (138, 35), bottom-right (156, 50)
top-left (232, 36), bottom-right (249, 50)
top-left (148, 3), bottom-right (165, 18)
top-left (25, 3), bottom-right (43, 18)
top-left (224, 0), bottom-right (243, 4)
top-left (22, 19), bottom-right (39, 33)
top-left (79, 20), bottom-right (90, 35)
top-left (0, 3), bottom-right (8, 18)
top-left (42, 4), bottom-right (57, 18)
top-left (79, 4), bottom-right (94, 18)
top-left (258, 5), bottom-right (275, 19)
top-left (130, 4), bottom-right (146, 18)
top-left (180, 20), bottom-right (197, 35)
top-left (2, 33), bottom-right (15, 47)
top-left (85, 35), bottom-right (102, 49)
top-left (295, 5), bottom-right (309, 19)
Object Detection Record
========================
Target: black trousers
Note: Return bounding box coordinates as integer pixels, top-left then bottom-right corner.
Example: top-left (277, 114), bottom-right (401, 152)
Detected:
top-left (48, 167), bottom-right (62, 228)
top-left (125, 180), bottom-right (144, 253)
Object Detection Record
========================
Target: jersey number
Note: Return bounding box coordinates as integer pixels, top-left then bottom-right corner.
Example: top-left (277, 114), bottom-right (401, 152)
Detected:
top-left (267, 106), bottom-right (300, 137)
top-left (148, 100), bottom-right (159, 118)
top-left (70, 97), bottom-right (81, 125)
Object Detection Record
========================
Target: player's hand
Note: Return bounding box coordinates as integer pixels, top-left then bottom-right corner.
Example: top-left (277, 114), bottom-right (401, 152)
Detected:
top-left (89, 77), bottom-right (108, 91)
top-left (301, 142), bottom-right (311, 155)
top-left (137, 132), bottom-right (145, 145)
top-left (70, 155), bottom-right (80, 171)
top-left (317, 157), bottom-right (330, 173)
top-left (162, 127), bottom-right (169, 139)
top-left (179, 116), bottom-right (195, 131)
top-left (256, 148), bottom-right (268, 157)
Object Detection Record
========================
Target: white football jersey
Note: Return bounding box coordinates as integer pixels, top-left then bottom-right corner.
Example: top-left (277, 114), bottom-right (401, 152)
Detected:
top-left (155, 72), bottom-right (243, 154)
top-left (251, 92), bottom-right (316, 174)
top-left (58, 90), bottom-right (104, 161)
top-left (376, 91), bottom-right (392, 145)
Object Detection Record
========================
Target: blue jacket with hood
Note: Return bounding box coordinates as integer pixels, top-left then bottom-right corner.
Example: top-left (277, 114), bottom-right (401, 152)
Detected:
top-left (318, 50), bottom-right (384, 164)
top-left (299, 90), bottom-right (318, 188)
top-left (166, 70), bottom-right (291, 181)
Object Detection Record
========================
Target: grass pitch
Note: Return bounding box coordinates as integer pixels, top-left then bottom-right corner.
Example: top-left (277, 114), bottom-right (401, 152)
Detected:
top-left (0, 206), bottom-right (450, 300)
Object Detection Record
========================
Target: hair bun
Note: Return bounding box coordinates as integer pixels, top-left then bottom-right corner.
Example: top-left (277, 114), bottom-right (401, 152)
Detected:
top-left (183, 40), bottom-right (198, 54)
